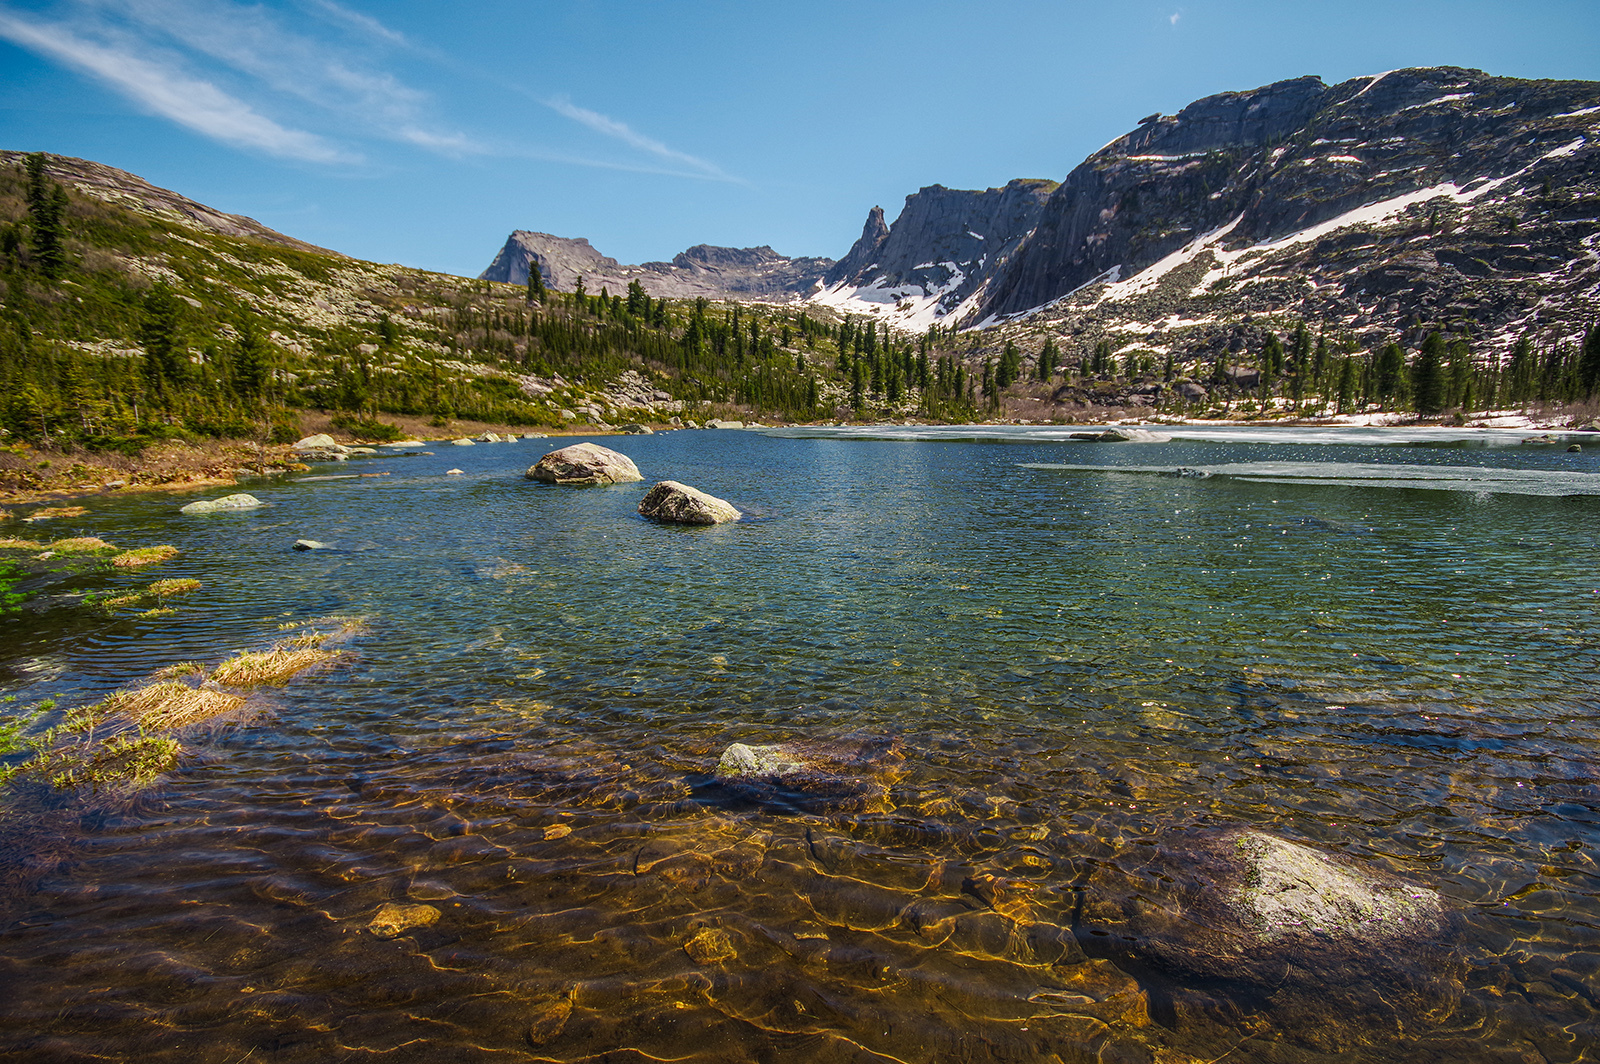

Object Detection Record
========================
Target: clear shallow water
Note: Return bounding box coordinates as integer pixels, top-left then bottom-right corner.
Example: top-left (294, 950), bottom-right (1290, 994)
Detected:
top-left (0, 427), bottom-right (1597, 1063)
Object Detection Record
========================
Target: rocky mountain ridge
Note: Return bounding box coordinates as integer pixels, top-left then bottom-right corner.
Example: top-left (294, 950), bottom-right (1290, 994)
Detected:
top-left (821, 67), bottom-right (1600, 360)
top-left (812, 179), bottom-right (1058, 329)
top-left (479, 230), bottom-right (833, 302)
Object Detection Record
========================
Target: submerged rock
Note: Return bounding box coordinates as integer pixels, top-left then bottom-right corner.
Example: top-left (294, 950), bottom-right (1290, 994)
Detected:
top-left (637, 480), bottom-right (740, 525)
top-left (367, 902), bottom-right (440, 938)
top-left (525, 442), bottom-right (642, 485)
top-left (451, 437), bottom-right (476, 446)
top-left (1075, 827), bottom-right (1460, 1015)
top-left (180, 493), bottom-right (264, 515)
top-left (711, 734), bottom-right (903, 813)
top-left (705, 418), bottom-right (745, 429)
top-left (292, 539), bottom-right (331, 551)
top-left (1070, 427), bottom-right (1172, 443)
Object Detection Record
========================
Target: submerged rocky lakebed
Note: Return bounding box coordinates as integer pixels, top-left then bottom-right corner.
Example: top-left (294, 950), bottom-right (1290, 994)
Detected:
top-left (0, 423), bottom-right (1596, 1063)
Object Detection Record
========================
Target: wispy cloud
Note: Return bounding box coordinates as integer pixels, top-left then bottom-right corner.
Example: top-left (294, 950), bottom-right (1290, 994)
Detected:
top-left (1169, 10), bottom-right (1182, 26)
top-left (301, 0), bottom-right (408, 48)
top-left (89, 0), bottom-right (481, 153)
top-left (0, 7), bottom-right (351, 162)
top-left (1, 0), bottom-right (740, 181)
top-left (545, 94), bottom-right (741, 183)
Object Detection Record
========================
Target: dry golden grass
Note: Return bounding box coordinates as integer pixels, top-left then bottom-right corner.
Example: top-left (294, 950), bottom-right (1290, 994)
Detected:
top-left (99, 682), bottom-right (247, 731)
top-left (112, 545), bottom-right (178, 568)
top-left (277, 618), bottom-right (369, 648)
top-left (47, 537), bottom-right (115, 554)
top-left (154, 661), bottom-right (208, 680)
top-left (0, 536), bottom-right (40, 550)
top-left (25, 505), bottom-right (89, 522)
top-left (211, 647), bottom-right (338, 687)
top-left (147, 578), bottom-right (201, 599)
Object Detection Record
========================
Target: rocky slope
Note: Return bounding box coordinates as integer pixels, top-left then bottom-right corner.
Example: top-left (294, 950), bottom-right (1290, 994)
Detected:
top-left (479, 230), bottom-right (832, 302)
top-left (818, 67), bottom-right (1600, 362)
top-left (812, 179), bottom-right (1058, 330)
top-left (0, 150), bottom-right (342, 257)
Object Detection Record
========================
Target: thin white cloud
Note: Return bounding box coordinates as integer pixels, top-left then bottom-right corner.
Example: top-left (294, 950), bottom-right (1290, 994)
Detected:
top-left (87, 0), bottom-right (480, 151)
top-left (1169, 10), bottom-right (1182, 25)
top-left (545, 94), bottom-right (740, 182)
top-left (0, 7), bottom-right (352, 162)
top-left (301, 0), bottom-right (408, 47)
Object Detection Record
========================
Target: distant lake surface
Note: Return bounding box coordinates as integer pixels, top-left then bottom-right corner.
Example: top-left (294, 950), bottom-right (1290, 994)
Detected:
top-left (1, 425), bottom-right (1596, 1063)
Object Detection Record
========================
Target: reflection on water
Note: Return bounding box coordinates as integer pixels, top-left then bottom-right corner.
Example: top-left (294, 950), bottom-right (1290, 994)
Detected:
top-left (0, 427), bottom-right (1597, 1062)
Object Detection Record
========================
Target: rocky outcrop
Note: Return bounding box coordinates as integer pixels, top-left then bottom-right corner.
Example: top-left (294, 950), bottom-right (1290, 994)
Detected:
top-left (525, 443), bottom-right (642, 485)
top-left (815, 180), bottom-right (1057, 328)
top-left (637, 481), bottom-right (740, 524)
top-left (973, 67), bottom-right (1600, 340)
top-left (480, 231), bottom-right (833, 302)
top-left (180, 493), bottom-right (264, 514)
top-left (0, 151), bottom-right (343, 257)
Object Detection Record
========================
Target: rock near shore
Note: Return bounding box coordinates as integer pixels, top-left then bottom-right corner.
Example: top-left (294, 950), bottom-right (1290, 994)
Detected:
top-left (180, 493), bottom-right (264, 514)
top-left (525, 442), bottom-right (642, 485)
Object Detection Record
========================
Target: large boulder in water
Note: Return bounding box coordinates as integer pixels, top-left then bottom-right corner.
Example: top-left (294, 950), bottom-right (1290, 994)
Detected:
top-left (638, 481), bottom-right (740, 525)
top-left (180, 493), bottom-right (264, 514)
top-left (1075, 828), bottom-right (1460, 1029)
top-left (526, 442), bottom-right (643, 485)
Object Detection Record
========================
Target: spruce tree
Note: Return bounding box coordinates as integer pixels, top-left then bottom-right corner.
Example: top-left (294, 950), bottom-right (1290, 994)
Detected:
top-left (526, 260), bottom-right (546, 303)
top-left (140, 284), bottom-right (185, 404)
top-left (1580, 323), bottom-right (1600, 399)
top-left (1413, 332), bottom-right (1446, 414)
top-left (1038, 338), bottom-right (1057, 381)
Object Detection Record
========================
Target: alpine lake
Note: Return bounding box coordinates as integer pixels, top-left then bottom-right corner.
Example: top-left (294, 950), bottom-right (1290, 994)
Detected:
top-left (0, 423), bottom-right (1596, 1064)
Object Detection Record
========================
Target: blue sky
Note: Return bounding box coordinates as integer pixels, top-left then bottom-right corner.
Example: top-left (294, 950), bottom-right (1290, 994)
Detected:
top-left (2, 1), bottom-right (1596, 278)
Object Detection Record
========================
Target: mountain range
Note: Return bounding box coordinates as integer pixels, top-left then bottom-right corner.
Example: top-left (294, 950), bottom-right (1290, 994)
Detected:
top-left (483, 66), bottom-right (1600, 354)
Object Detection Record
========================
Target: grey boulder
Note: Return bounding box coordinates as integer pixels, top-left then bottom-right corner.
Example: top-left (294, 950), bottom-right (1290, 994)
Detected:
top-left (637, 480), bottom-right (740, 525)
top-left (525, 442), bottom-right (643, 485)
top-left (180, 493), bottom-right (264, 515)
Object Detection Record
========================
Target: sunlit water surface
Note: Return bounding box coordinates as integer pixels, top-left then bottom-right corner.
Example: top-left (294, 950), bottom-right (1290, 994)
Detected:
top-left (0, 426), bottom-right (1596, 1063)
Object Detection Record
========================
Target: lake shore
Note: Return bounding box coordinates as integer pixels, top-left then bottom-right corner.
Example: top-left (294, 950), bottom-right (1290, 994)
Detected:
top-left (3, 405), bottom-right (1589, 512)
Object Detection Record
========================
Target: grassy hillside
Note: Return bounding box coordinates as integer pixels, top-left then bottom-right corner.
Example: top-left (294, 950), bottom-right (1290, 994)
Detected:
top-left (0, 152), bottom-right (998, 472)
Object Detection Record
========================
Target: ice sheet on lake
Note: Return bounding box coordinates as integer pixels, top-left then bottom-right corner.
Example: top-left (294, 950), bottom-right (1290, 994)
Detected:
top-left (1020, 461), bottom-right (1600, 497)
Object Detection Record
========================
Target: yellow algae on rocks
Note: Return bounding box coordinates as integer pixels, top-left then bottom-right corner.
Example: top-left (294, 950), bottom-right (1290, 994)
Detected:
top-left (682, 927), bottom-right (737, 965)
top-left (367, 902), bottom-right (441, 938)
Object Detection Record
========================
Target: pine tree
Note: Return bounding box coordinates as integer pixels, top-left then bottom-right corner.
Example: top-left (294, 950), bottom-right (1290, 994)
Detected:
top-left (24, 153), bottom-right (67, 279)
top-left (231, 313), bottom-right (270, 401)
top-left (526, 260), bottom-right (546, 303)
top-left (140, 284), bottom-right (185, 404)
top-left (1413, 332), bottom-right (1446, 414)
top-left (1038, 338), bottom-right (1057, 381)
top-left (1374, 342), bottom-right (1406, 409)
top-left (1580, 323), bottom-right (1600, 399)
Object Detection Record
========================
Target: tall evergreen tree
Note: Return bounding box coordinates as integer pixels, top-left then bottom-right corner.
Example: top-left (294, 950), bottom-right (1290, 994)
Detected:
top-left (1038, 338), bottom-right (1057, 381)
top-left (1413, 332), bottom-right (1446, 414)
top-left (526, 260), bottom-right (546, 303)
top-left (1580, 323), bottom-right (1600, 399)
top-left (1374, 342), bottom-right (1406, 408)
top-left (24, 153), bottom-right (67, 279)
top-left (140, 284), bottom-right (185, 404)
